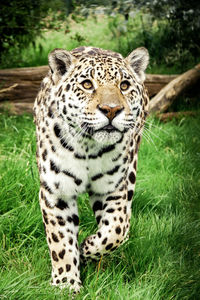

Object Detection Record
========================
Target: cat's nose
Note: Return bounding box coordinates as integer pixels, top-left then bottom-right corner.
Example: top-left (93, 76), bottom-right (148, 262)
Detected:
top-left (98, 105), bottom-right (124, 121)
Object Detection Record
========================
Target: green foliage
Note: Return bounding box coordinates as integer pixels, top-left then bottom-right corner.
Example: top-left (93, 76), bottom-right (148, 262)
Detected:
top-left (143, 0), bottom-right (200, 62)
top-left (1, 1), bottom-right (199, 73)
top-left (0, 15), bottom-right (116, 69)
top-left (0, 113), bottom-right (200, 299)
top-left (109, 14), bottom-right (199, 72)
top-left (0, 0), bottom-right (66, 62)
top-left (108, 0), bottom-right (200, 70)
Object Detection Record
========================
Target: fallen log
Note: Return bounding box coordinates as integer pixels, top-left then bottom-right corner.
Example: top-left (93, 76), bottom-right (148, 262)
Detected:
top-left (0, 101), bottom-right (34, 115)
top-left (0, 66), bottom-right (48, 104)
top-left (149, 64), bottom-right (200, 113)
top-left (145, 74), bottom-right (177, 97)
top-left (0, 66), bottom-right (178, 109)
top-left (1, 64), bottom-right (199, 116)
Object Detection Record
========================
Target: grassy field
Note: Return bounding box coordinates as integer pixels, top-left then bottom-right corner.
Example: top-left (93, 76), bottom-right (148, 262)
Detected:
top-left (0, 112), bottom-right (200, 300)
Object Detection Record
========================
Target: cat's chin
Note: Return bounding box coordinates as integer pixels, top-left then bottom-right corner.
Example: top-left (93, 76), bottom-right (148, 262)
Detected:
top-left (92, 130), bottom-right (123, 145)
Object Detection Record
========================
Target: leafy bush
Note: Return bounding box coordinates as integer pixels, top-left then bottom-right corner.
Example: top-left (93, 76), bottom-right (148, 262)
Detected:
top-left (108, 10), bottom-right (199, 72)
top-left (108, 0), bottom-right (200, 71)
top-left (0, 0), bottom-right (66, 63)
top-left (1, 0), bottom-right (199, 72)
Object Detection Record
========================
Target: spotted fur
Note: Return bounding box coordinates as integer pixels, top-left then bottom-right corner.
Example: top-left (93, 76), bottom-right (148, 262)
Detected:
top-left (34, 46), bottom-right (149, 293)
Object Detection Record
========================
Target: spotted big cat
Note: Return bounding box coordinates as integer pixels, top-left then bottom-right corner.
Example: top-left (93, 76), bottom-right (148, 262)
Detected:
top-left (34, 46), bottom-right (149, 293)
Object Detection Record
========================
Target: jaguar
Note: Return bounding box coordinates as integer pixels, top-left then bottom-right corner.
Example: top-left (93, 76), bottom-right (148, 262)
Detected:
top-left (34, 45), bottom-right (149, 293)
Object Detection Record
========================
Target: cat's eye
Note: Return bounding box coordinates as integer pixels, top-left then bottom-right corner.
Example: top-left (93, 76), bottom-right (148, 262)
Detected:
top-left (81, 80), bottom-right (93, 90)
top-left (120, 81), bottom-right (130, 91)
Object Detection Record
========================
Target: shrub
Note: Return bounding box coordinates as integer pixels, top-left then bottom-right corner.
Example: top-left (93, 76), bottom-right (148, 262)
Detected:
top-left (0, 0), bottom-right (66, 63)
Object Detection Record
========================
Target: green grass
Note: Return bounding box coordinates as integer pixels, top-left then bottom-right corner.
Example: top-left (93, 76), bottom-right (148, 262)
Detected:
top-left (0, 113), bottom-right (200, 299)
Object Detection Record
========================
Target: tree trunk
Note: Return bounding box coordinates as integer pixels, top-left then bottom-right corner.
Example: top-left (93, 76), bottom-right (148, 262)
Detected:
top-left (149, 64), bottom-right (200, 113)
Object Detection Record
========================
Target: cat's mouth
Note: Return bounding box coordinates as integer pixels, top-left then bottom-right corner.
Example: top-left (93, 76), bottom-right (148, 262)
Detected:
top-left (80, 122), bottom-right (123, 137)
top-left (94, 124), bottom-right (128, 135)
top-left (100, 124), bottom-right (118, 133)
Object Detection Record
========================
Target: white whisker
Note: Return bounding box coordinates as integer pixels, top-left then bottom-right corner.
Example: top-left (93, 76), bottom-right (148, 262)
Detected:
top-left (144, 126), bottom-right (163, 143)
top-left (145, 119), bottom-right (169, 135)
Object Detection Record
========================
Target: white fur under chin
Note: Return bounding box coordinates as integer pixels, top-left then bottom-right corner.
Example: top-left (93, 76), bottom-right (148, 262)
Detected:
top-left (93, 130), bottom-right (122, 144)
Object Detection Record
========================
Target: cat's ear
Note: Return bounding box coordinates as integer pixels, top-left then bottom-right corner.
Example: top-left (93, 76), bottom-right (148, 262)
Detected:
top-left (126, 47), bottom-right (149, 83)
top-left (48, 48), bottom-right (76, 83)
